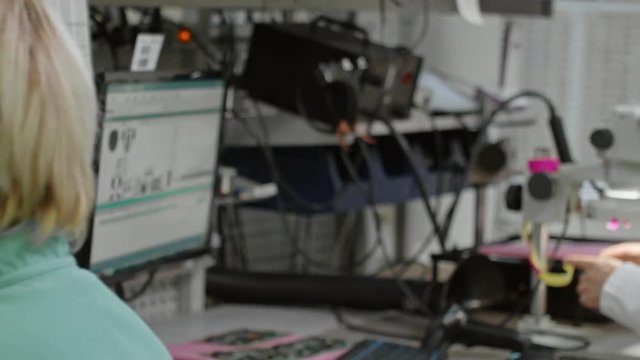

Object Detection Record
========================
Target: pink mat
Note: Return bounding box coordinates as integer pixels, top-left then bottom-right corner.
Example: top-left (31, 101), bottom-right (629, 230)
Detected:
top-left (480, 241), bottom-right (611, 261)
top-left (168, 334), bottom-right (348, 360)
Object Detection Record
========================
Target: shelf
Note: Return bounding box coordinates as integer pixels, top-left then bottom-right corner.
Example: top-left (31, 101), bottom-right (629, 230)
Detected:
top-left (88, 0), bottom-right (552, 17)
top-left (89, 0), bottom-right (377, 9)
top-left (224, 106), bottom-right (483, 148)
top-left (224, 99), bottom-right (542, 148)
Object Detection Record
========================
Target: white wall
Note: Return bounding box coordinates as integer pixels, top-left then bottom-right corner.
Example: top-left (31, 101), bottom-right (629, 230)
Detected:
top-left (402, 190), bottom-right (477, 262)
top-left (420, 14), bottom-right (506, 94)
top-left (495, 0), bottom-right (640, 242)
top-left (403, 1), bottom-right (640, 247)
top-left (518, 0), bottom-right (640, 164)
top-left (46, 0), bottom-right (92, 67)
top-left (397, 12), bottom-right (510, 256)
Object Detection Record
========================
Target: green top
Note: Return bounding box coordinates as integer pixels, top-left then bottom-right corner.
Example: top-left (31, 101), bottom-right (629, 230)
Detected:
top-left (0, 225), bottom-right (172, 360)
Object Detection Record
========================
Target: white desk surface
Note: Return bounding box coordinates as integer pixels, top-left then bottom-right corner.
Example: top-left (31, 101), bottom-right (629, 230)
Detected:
top-left (148, 304), bottom-right (341, 345)
top-left (149, 304), bottom-right (640, 359)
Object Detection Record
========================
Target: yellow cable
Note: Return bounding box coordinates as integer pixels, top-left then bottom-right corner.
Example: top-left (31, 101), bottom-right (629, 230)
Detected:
top-left (523, 222), bottom-right (575, 288)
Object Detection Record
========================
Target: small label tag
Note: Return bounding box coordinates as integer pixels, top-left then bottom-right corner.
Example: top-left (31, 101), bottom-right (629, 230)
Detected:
top-left (131, 33), bottom-right (165, 72)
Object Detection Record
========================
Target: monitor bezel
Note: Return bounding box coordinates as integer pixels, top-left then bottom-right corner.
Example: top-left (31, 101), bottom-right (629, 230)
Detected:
top-left (75, 70), bottom-right (226, 281)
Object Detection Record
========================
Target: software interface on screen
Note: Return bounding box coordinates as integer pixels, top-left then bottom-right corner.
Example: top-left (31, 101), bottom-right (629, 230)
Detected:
top-left (90, 78), bottom-right (224, 273)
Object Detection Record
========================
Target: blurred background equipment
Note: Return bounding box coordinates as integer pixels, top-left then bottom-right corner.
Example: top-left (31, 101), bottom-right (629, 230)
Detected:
top-left (45, 0), bottom-right (640, 359)
top-left (242, 17), bottom-right (423, 128)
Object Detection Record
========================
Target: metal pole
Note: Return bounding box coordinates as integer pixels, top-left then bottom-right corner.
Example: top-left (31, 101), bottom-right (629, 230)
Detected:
top-left (474, 186), bottom-right (486, 251)
top-left (530, 223), bottom-right (549, 319)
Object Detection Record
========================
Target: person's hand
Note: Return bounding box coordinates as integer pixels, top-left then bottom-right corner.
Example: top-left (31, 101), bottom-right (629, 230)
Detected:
top-left (564, 255), bottom-right (622, 309)
top-left (601, 242), bottom-right (640, 265)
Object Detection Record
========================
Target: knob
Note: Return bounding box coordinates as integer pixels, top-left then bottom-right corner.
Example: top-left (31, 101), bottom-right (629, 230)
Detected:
top-left (590, 129), bottom-right (614, 151)
top-left (471, 142), bottom-right (508, 185)
top-left (527, 173), bottom-right (555, 201)
top-left (476, 143), bottom-right (508, 175)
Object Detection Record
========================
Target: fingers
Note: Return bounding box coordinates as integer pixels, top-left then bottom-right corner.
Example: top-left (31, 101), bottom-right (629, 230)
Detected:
top-left (577, 276), bottom-right (588, 292)
top-left (576, 272), bottom-right (603, 309)
top-left (579, 294), bottom-right (599, 309)
top-left (565, 255), bottom-right (620, 310)
top-left (601, 249), bottom-right (631, 260)
top-left (565, 255), bottom-right (600, 270)
top-left (617, 255), bottom-right (636, 262)
top-left (601, 246), bottom-right (626, 258)
top-left (600, 242), bottom-right (640, 260)
top-left (576, 277), bottom-right (599, 309)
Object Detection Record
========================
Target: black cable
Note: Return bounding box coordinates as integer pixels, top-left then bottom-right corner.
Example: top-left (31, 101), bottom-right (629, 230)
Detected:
top-left (219, 207), bottom-right (236, 268)
top-left (399, 175), bottom-right (466, 273)
top-left (89, 7), bottom-right (121, 70)
top-left (297, 69), bottom-right (382, 280)
top-left (498, 203), bottom-right (571, 327)
top-left (228, 204), bottom-right (249, 270)
top-left (320, 59), bottom-right (460, 282)
top-left (394, 174), bottom-right (467, 309)
top-left (372, 172), bottom-right (465, 280)
top-left (498, 280), bottom-right (541, 328)
top-left (219, 206), bottom-right (248, 270)
top-left (232, 204), bottom-right (250, 269)
top-left (381, 120), bottom-right (448, 252)
top-left (215, 11), bottom-right (238, 77)
top-left (231, 120), bottom-right (332, 270)
top-left (347, 51), bottom-right (450, 255)
top-left (294, 67), bottom-right (340, 134)
top-left (240, 92), bottom-right (374, 215)
top-left (217, 207), bottom-right (233, 268)
top-left (370, 112), bottom-right (461, 278)
top-left (291, 215), bottom-right (304, 272)
top-left (303, 214), bottom-right (317, 274)
top-left (236, 106), bottom-right (341, 272)
top-left (250, 102), bottom-right (348, 212)
top-left (437, 91), bottom-right (571, 251)
top-left (454, 115), bottom-right (470, 132)
top-left (293, 54), bottom-right (362, 133)
top-left (352, 244), bottom-right (383, 269)
top-left (340, 141), bottom-right (429, 313)
top-left (121, 269), bottom-right (158, 302)
top-left (336, 149), bottom-right (382, 269)
top-left (252, 59), bottom-right (358, 211)
top-left (478, 91), bottom-right (570, 163)
top-left (589, 180), bottom-right (606, 196)
top-left (233, 108), bottom-right (337, 212)
top-left (278, 207), bottom-right (335, 271)
top-left (430, 116), bottom-right (445, 215)
top-left (398, 114), bottom-right (451, 269)
top-left (114, 282), bottom-right (125, 299)
top-left (438, 170), bottom-right (467, 248)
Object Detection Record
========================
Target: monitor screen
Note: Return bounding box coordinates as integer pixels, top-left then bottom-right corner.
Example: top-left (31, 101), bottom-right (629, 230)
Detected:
top-left (89, 75), bottom-right (224, 274)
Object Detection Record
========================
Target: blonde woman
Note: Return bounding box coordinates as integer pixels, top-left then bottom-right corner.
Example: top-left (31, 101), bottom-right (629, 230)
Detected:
top-left (0, 1), bottom-right (171, 359)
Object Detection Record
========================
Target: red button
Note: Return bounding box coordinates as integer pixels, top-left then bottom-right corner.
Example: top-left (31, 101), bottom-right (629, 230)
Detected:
top-left (401, 72), bottom-right (414, 85)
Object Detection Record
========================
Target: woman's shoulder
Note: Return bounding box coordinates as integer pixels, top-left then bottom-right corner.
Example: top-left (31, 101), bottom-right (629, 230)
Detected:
top-left (0, 267), bottom-right (172, 360)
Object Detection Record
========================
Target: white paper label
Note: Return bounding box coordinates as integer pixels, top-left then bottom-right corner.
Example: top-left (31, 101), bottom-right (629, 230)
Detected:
top-left (456, 0), bottom-right (485, 26)
top-left (130, 33), bottom-right (165, 72)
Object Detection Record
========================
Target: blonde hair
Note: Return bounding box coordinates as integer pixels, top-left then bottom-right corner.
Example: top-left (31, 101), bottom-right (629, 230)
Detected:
top-left (0, 0), bottom-right (96, 235)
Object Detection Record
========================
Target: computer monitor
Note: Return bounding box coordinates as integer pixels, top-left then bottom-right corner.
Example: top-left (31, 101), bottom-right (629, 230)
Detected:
top-left (81, 72), bottom-right (224, 275)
